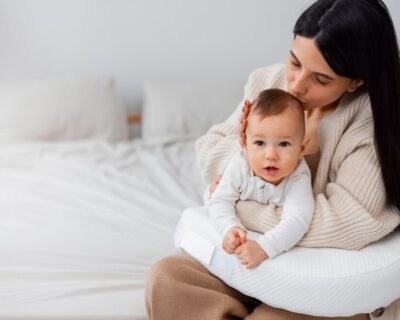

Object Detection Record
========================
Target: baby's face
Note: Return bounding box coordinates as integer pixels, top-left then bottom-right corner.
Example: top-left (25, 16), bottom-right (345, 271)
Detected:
top-left (245, 106), bottom-right (306, 185)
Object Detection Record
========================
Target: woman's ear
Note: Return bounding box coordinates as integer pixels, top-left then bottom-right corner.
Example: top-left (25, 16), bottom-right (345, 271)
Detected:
top-left (347, 79), bottom-right (364, 93)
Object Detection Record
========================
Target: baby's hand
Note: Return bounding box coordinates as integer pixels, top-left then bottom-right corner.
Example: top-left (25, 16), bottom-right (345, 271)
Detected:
top-left (222, 227), bottom-right (247, 254)
top-left (235, 240), bottom-right (268, 269)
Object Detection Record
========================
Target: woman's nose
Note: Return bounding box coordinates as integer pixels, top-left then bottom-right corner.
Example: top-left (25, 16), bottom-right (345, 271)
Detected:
top-left (290, 73), bottom-right (307, 97)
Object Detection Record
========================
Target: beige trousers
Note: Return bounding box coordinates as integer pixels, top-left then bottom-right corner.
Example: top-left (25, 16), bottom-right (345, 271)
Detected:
top-left (145, 253), bottom-right (369, 320)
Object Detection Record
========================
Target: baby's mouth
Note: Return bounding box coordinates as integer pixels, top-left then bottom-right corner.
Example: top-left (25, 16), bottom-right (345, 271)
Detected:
top-left (264, 166), bottom-right (279, 173)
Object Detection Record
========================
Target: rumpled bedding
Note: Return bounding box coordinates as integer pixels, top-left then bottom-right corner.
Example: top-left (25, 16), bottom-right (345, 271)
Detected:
top-left (0, 139), bottom-right (204, 319)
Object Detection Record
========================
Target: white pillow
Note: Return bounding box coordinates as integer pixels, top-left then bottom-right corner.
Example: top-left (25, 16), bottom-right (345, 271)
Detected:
top-left (0, 78), bottom-right (129, 143)
top-left (175, 207), bottom-right (400, 317)
top-left (141, 81), bottom-right (243, 144)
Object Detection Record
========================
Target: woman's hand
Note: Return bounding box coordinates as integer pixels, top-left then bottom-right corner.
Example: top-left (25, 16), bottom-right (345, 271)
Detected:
top-left (208, 175), bottom-right (222, 195)
top-left (239, 100), bottom-right (251, 148)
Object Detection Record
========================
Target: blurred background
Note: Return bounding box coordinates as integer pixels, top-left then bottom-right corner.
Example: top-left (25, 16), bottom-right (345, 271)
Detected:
top-left (0, 0), bottom-right (398, 123)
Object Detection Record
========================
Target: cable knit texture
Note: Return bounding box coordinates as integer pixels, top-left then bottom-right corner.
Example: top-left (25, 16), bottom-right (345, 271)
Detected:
top-left (195, 64), bottom-right (400, 250)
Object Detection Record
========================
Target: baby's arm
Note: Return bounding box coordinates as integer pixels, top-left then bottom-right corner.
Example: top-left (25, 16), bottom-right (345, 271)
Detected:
top-left (207, 152), bottom-right (247, 242)
top-left (256, 166), bottom-right (314, 259)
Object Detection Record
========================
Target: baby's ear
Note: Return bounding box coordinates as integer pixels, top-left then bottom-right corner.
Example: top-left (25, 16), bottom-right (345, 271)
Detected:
top-left (299, 137), bottom-right (311, 157)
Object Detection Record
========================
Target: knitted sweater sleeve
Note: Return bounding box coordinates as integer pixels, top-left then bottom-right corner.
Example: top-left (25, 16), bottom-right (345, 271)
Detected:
top-left (299, 140), bottom-right (400, 249)
top-left (195, 64), bottom-right (286, 184)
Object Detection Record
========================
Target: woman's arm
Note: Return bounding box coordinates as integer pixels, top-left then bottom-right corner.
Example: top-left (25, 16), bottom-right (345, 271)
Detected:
top-left (299, 141), bottom-right (400, 249)
top-left (195, 105), bottom-right (242, 184)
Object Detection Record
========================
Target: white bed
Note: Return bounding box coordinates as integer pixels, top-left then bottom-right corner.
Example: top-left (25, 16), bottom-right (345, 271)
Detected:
top-left (0, 139), bottom-right (204, 319)
top-left (0, 77), bottom-right (399, 319)
top-left (0, 77), bottom-right (242, 319)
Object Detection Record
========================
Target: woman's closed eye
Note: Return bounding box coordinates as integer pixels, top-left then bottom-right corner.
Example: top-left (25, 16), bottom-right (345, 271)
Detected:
top-left (315, 76), bottom-right (329, 86)
top-left (290, 61), bottom-right (301, 68)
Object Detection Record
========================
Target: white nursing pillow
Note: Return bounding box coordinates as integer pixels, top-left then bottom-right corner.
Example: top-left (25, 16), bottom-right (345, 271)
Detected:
top-left (174, 207), bottom-right (400, 317)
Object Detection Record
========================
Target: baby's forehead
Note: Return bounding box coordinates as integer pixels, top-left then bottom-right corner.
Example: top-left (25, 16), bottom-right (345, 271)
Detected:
top-left (247, 110), bottom-right (304, 136)
top-left (249, 107), bottom-right (303, 124)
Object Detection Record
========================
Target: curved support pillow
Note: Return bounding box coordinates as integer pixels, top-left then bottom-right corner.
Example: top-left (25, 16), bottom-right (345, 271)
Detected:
top-left (174, 207), bottom-right (400, 317)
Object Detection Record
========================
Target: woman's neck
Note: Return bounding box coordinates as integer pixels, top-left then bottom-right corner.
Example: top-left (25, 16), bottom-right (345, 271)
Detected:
top-left (303, 98), bottom-right (341, 155)
top-left (305, 98), bottom-right (340, 120)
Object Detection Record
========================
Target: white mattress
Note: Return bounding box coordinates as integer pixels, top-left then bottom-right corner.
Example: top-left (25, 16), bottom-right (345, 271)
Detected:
top-left (175, 207), bottom-right (400, 317)
top-left (2, 139), bottom-right (399, 319)
top-left (0, 139), bottom-right (205, 319)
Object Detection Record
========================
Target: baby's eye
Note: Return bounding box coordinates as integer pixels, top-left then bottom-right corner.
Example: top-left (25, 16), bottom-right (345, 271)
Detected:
top-left (279, 141), bottom-right (290, 147)
top-left (254, 140), bottom-right (264, 146)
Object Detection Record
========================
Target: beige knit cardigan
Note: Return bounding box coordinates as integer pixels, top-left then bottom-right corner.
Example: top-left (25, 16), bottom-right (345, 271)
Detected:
top-left (195, 64), bottom-right (400, 250)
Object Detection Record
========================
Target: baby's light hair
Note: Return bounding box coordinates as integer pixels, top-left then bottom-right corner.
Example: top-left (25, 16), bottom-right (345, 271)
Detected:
top-left (249, 88), bottom-right (305, 137)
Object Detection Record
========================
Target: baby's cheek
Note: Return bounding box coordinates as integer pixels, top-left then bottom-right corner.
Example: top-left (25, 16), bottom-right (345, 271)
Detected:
top-left (283, 156), bottom-right (299, 173)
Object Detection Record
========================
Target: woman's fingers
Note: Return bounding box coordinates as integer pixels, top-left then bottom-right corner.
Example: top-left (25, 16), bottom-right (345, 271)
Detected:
top-left (208, 175), bottom-right (222, 195)
top-left (240, 119), bottom-right (248, 137)
top-left (243, 100), bottom-right (251, 116)
top-left (241, 101), bottom-right (251, 125)
top-left (239, 100), bottom-right (251, 148)
top-left (239, 100), bottom-right (251, 124)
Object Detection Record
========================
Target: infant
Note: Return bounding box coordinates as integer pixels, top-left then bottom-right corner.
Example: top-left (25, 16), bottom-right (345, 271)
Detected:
top-left (207, 88), bottom-right (314, 269)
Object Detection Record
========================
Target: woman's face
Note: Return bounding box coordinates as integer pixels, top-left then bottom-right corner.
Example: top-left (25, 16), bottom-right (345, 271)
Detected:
top-left (286, 36), bottom-right (357, 110)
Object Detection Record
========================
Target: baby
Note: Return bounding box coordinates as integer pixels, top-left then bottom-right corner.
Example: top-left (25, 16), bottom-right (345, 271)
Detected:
top-left (207, 88), bottom-right (314, 269)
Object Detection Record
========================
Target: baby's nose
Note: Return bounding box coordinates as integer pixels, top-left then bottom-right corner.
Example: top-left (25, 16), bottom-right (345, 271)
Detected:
top-left (265, 147), bottom-right (278, 160)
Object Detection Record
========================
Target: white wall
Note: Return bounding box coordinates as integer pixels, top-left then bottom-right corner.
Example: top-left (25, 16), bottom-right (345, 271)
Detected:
top-left (0, 0), bottom-right (399, 115)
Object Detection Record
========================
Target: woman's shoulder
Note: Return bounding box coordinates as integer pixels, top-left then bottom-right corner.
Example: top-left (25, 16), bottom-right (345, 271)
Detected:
top-left (245, 63), bottom-right (287, 101)
top-left (248, 63), bottom-right (286, 79)
top-left (340, 91), bottom-right (374, 141)
top-left (327, 91), bottom-right (375, 169)
top-left (324, 91), bottom-right (374, 146)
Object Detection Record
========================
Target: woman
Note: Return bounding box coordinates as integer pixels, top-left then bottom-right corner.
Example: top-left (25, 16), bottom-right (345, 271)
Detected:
top-left (146, 0), bottom-right (400, 319)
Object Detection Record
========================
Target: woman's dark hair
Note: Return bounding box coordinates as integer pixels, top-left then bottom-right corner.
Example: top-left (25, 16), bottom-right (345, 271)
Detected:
top-left (294, 0), bottom-right (400, 210)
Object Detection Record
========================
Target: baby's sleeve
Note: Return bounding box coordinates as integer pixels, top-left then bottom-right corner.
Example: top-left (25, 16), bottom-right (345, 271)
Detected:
top-left (207, 151), bottom-right (246, 236)
top-left (256, 165), bottom-right (314, 259)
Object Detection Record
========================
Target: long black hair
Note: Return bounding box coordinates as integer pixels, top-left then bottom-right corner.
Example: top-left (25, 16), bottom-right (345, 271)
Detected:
top-left (294, 0), bottom-right (400, 211)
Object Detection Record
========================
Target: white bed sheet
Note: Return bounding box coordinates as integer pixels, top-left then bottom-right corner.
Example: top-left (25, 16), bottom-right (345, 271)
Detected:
top-left (0, 139), bottom-right (205, 319)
